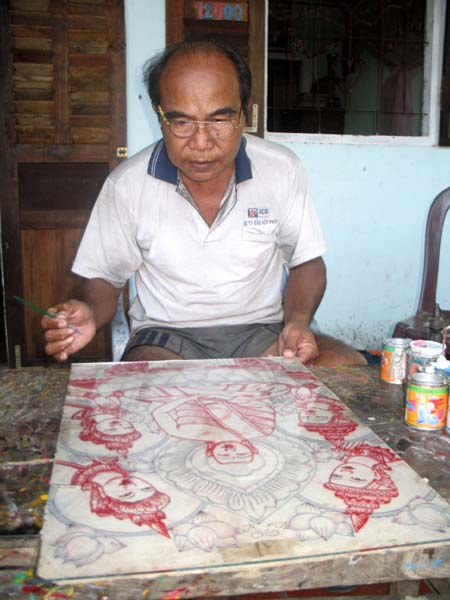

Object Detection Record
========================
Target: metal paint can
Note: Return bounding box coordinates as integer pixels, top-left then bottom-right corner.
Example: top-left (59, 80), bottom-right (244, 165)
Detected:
top-left (406, 340), bottom-right (443, 378)
top-left (405, 372), bottom-right (448, 431)
top-left (380, 338), bottom-right (410, 384)
top-left (447, 401), bottom-right (450, 436)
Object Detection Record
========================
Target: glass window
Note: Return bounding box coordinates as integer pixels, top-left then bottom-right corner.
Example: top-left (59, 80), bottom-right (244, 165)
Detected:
top-left (267, 0), bottom-right (442, 139)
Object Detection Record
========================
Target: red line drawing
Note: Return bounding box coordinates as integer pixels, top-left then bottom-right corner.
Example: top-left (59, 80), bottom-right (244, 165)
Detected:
top-left (153, 393), bottom-right (275, 464)
top-left (61, 459), bottom-right (171, 537)
top-left (294, 385), bottom-right (358, 448)
top-left (324, 443), bottom-right (400, 531)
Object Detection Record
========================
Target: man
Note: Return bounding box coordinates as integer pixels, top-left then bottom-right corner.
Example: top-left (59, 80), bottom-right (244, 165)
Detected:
top-left (42, 40), bottom-right (365, 367)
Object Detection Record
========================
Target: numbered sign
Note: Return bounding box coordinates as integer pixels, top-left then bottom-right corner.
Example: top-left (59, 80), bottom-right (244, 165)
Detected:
top-left (190, 1), bottom-right (248, 22)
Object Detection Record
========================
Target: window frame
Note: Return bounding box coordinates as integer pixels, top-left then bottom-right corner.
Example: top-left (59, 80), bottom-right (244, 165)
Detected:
top-left (264, 0), bottom-right (447, 146)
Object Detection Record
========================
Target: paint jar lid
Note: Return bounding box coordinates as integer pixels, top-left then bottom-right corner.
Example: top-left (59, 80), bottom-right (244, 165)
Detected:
top-left (383, 337), bottom-right (411, 348)
top-left (408, 371), bottom-right (448, 387)
top-left (409, 339), bottom-right (443, 357)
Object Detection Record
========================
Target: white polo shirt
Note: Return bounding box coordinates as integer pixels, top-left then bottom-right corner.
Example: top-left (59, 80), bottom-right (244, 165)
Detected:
top-left (72, 134), bottom-right (326, 334)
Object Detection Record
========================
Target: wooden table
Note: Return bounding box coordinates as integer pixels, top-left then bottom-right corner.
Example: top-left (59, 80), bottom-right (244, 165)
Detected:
top-left (0, 363), bottom-right (449, 599)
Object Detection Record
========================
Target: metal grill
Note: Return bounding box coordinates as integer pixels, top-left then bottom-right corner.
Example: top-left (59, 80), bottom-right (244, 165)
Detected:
top-left (267, 0), bottom-right (427, 136)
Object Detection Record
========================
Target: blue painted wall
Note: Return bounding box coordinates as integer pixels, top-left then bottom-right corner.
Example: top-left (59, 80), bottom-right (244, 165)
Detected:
top-left (125, 0), bottom-right (450, 350)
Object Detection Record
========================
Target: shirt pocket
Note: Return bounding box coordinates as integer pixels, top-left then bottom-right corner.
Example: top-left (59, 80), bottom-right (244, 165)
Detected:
top-left (241, 225), bottom-right (278, 244)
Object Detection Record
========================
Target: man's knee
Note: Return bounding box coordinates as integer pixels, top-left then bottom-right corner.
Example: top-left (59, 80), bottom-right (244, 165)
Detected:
top-left (311, 334), bottom-right (367, 367)
top-left (260, 341), bottom-right (279, 357)
top-left (122, 345), bottom-right (183, 362)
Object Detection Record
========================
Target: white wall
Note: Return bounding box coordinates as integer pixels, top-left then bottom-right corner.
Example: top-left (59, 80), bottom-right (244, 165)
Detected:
top-left (290, 143), bottom-right (450, 349)
top-left (125, 0), bottom-right (450, 350)
top-left (125, 0), bottom-right (166, 154)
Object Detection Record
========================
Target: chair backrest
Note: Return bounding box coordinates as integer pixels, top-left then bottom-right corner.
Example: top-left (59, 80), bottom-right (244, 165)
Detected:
top-left (111, 290), bottom-right (130, 362)
top-left (417, 186), bottom-right (450, 314)
top-left (111, 275), bottom-right (136, 362)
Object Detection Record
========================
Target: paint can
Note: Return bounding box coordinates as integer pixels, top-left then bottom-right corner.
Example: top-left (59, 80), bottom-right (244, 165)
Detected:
top-left (380, 338), bottom-right (410, 384)
top-left (447, 400), bottom-right (450, 436)
top-left (406, 339), bottom-right (443, 378)
top-left (405, 371), bottom-right (448, 431)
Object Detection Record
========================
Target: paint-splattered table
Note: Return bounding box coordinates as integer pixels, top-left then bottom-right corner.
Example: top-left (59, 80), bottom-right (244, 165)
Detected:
top-left (0, 361), bottom-right (449, 599)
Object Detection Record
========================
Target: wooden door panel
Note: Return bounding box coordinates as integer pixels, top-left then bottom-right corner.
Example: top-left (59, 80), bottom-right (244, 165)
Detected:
top-left (21, 228), bottom-right (110, 361)
top-left (18, 160), bottom-right (109, 362)
top-left (11, 0), bottom-right (121, 162)
top-left (2, 0), bottom-right (126, 365)
top-left (18, 163), bottom-right (108, 211)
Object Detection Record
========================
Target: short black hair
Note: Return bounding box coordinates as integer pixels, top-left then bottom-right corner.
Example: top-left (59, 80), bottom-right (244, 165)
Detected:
top-left (143, 39), bottom-right (252, 123)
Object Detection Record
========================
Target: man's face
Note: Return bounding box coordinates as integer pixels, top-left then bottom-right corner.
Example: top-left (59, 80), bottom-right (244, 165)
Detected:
top-left (157, 50), bottom-right (244, 187)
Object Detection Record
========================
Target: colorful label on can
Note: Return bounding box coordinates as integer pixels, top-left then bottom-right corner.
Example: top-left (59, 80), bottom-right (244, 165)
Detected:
top-left (381, 343), bottom-right (407, 384)
top-left (405, 382), bottom-right (448, 430)
top-left (447, 393), bottom-right (450, 436)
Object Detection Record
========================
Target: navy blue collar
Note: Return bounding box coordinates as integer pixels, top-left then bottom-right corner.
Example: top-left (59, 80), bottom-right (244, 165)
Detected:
top-left (147, 137), bottom-right (252, 185)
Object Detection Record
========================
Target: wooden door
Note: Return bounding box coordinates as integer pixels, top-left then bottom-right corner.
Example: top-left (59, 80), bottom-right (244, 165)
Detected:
top-left (165, 0), bottom-right (265, 137)
top-left (1, 0), bottom-right (126, 366)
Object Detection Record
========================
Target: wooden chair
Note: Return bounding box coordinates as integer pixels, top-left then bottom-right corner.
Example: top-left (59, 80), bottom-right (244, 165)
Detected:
top-left (393, 186), bottom-right (450, 354)
top-left (111, 290), bottom-right (130, 362)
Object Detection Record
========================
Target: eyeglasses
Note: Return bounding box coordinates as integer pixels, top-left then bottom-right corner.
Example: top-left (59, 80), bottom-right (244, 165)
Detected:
top-left (157, 105), bottom-right (242, 139)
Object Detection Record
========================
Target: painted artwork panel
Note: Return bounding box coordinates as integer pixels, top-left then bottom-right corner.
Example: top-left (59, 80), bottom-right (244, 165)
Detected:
top-left (38, 358), bottom-right (450, 582)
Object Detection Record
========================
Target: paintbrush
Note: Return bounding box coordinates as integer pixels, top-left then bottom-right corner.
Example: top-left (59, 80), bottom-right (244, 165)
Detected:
top-left (13, 295), bottom-right (82, 334)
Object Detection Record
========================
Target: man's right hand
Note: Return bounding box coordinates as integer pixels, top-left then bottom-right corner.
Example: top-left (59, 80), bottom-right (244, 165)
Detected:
top-left (41, 299), bottom-right (97, 362)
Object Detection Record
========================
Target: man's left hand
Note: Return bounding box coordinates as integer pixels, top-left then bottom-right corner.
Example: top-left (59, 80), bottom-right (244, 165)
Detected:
top-left (278, 321), bottom-right (319, 364)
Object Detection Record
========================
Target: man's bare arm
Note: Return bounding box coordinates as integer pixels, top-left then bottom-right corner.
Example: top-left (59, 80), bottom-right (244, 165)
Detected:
top-left (76, 277), bottom-right (123, 330)
top-left (279, 256), bottom-right (327, 363)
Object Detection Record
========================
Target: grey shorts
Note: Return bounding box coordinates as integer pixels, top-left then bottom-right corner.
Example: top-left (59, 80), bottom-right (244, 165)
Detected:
top-left (122, 323), bottom-right (283, 361)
